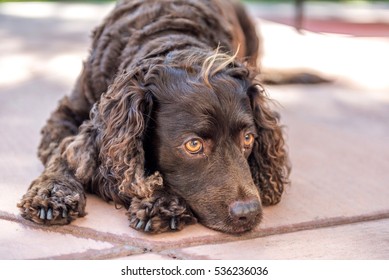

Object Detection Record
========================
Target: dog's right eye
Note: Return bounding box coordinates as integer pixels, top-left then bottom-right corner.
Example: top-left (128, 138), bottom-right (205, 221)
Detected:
top-left (243, 133), bottom-right (255, 147)
top-left (184, 139), bottom-right (204, 154)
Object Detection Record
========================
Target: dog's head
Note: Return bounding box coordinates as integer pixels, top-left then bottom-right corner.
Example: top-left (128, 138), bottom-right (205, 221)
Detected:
top-left (97, 49), bottom-right (290, 233)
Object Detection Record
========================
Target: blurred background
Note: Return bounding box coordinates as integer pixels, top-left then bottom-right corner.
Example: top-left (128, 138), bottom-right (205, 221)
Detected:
top-left (1, 0), bottom-right (388, 89)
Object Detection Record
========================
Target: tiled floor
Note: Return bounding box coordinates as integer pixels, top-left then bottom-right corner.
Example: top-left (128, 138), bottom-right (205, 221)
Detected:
top-left (0, 2), bottom-right (388, 260)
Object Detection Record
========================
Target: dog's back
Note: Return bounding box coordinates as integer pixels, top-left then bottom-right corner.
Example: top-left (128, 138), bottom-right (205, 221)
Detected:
top-left (82, 0), bottom-right (258, 104)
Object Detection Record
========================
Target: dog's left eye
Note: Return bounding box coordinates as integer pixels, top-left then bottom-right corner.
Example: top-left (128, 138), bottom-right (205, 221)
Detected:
top-left (184, 138), bottom-right (204, 154)
top-left (243, 133), bottom-right (255, 147)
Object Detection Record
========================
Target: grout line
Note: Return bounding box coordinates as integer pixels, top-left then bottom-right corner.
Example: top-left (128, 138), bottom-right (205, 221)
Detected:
top-left (140, 210), bottom-right (389, 253)
top-left (139, 211), bottom-right (389, 253)
top-left (2, 209), bottom-right (389, 259)
top-left (160, 213), bottom-right (389, 260)
top-left (259, 211), bottom-right (389, 238)
top-left (166, 211), bottom-right (389, 259)
top-left (38, 245), bottom-right (146, 260)
top-left (0, 210), bottom-right (153, 250)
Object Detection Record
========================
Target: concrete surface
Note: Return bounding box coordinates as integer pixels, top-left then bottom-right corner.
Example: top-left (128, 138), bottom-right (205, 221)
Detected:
top-left (249, 1), bottom-right (389, 36)
top-left (0, 2), bottom-right (388, 259)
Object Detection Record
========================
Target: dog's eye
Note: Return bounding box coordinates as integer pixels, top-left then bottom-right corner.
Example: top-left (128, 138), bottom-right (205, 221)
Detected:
top-left (184, 139), bottom-right (203, 154)
top-left (243, 133), bottom-right (255, 147)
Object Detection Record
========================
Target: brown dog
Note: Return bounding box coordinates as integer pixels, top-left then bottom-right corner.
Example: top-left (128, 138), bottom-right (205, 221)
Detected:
top-left (18, 0), bottom-right (290, 234)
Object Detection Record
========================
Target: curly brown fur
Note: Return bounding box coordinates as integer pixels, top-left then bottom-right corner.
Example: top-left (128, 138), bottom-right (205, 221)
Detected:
top-left (247, 86), bottom-right (291, 205)
top-left (18, 0), bottom-right (290, 234)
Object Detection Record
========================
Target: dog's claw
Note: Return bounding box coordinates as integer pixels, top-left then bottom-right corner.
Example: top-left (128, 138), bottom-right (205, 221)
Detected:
top-left (170, 216), bottom-right (178, 230)
top-left (46, 208), bottom-right (53, 220)
top-left (62, 208), bottom-right (68, 218)
top-left (145, 220), bottom-right (152, 232)
top-left (136, 219), bottom-right (145, 230)
top-left (130, 217), bottom-right (137, 224)
top-left (39, 208), bottom-right (46, 220)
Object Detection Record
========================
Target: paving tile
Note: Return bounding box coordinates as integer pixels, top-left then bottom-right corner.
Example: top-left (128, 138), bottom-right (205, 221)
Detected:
top-left (259, 83), bottom-right (389, 228)
top-left (0, 81), bottom-right (62, 216)
top-left (0, 219), bottom-right (113, 259)
top-left (168, 219), bottom-right (389, 259)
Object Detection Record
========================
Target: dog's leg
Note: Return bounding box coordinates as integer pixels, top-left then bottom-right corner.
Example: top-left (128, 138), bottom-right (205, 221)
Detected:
top-left (127, 190), bottom-right (197, 233)
top-left (38, 67), bottom-right (95, 165)
top-left (18, 122), bottom-right (97, 225)
top-left (17, 156), bottom-right (87, 225)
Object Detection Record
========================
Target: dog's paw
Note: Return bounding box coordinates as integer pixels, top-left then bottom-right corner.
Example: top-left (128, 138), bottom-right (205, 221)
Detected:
top-left (18, 178), bottom-right (86, 225)
top-left (127, 193), bottom-right (197, 233)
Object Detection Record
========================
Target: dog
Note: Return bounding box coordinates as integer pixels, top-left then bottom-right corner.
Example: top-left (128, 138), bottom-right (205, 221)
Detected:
top-left (18, 0), bottom-right (290, 234)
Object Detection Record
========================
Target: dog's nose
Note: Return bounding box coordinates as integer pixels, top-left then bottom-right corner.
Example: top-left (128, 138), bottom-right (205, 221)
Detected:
top-left (229, 199), bottom-right (260, 223)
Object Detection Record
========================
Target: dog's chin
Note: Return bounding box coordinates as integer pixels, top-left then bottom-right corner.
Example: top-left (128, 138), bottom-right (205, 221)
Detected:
top-left (206, 222), bottom-right (259, 235)
top-left (199, 215), bottom-right (262, 235)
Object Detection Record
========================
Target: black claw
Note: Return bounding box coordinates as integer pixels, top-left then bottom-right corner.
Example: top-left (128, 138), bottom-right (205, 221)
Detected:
top-left (130, 216), bottom-right (137, 224)
top-left (145, 220), bottom-right (152, 232)
top-left (62, 208), bottom-right (68, 218)
top-left (170, 216), bottom-right (178, 230)
top-left (136, 219), bottom-right (145, 230)
top-left (46, 208), bottom-right (53, 220)
top-left (39, 208), bottom-right (46, 220)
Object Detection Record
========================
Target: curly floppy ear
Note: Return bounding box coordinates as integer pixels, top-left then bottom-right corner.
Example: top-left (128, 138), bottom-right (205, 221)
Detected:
top-left (247, 85), bottom-right (291, 206)
top-left (96, 71), bottom-right (163, 205)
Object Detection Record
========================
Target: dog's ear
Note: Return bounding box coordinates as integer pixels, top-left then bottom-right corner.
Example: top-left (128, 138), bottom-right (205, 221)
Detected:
top-left (247, 85), bottom-right (291, 205)
top-left (97, 71), bottom-right (163, 203)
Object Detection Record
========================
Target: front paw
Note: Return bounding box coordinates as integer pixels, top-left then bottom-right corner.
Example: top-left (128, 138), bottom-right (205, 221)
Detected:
top-left (18, 177), bottom-right (86, 225)
top-left (127, 194), bottom-right (197, 233)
